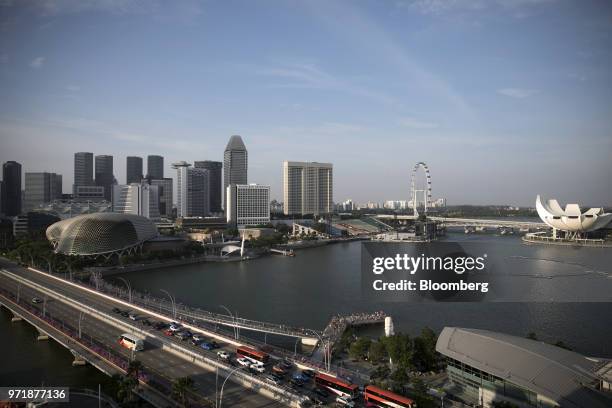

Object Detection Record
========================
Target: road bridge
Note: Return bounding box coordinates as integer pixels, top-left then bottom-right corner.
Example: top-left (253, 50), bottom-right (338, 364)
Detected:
top-left (374, 214), bottom-right (547, 229)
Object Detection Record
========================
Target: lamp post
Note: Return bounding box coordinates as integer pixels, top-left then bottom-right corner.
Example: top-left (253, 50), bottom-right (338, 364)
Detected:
top-left (117, 277), bottom-right (132, 303)
top-left (160, 289), bottom-right (176, 319)
top-left (219, 305), bottom-right (237, 339)
top-left (218, 366), bottom-right (244, 408)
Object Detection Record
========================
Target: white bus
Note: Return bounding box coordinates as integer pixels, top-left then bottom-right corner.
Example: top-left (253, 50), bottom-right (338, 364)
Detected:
top-left (118, 333), bottom-right (144, 351)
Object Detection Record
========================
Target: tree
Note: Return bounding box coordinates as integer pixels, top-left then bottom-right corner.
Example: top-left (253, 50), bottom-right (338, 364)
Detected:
top-left (369, 340), bottom-right (387, 363)
top-left (172, 376), bottom-right (195, 406)
top-left (381, 333), bottom-right (413, 369)
top-left (127, 360), bottom-right (143, 381)
top-left (413, 327), bottom-right (438, 371)
top-left (349, 337), bottom-right (371, 360)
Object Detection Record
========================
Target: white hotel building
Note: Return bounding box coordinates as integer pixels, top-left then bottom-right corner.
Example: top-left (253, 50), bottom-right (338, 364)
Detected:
top-left (283, 161), bottom-right (333, 216)
top-left (226, 184), bottom-right (270, 227)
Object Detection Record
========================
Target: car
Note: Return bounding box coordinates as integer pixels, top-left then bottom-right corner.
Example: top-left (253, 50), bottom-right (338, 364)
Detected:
top-left (314, 388), bottom-right (329, 398)
top-left (190, 338), bottom-right (201, 346)
top-left (302, 369), bottom-right (315, 378)
top-left (176, 331), bottom-right (191, 340)
top-left (280, 360), bottom-right (293, 369)
top-left (31, 297), bottom-right (43, 304)
top-left (335, 396), bottom-right (355, 407)
top-left (264, 374), bottom-right (280, 385)
top-left (153, 321), bottom-right (167, 330)
top-left (237, 357), bottom-right (251, 367)
top-left (271, 373), bottom-right (284, 381)
top-left (169, 323), bottom-right (182, 332)
top-left (272, 365), bottom-right (286, 374)
top-left (210, 341), bottom-right (220, 349)
top-left (250, 363), bottom-right (265, 373)
top-left (192, 333), bottom-right (204, 342)
top-left (289, 378), bottom-right (304, 387)
top-left (163, 329), bottom-right (174, 336)
top-left (293, 373), bottom-right (309, 382)
top-left (128, 312), bottom-right (138, 321)
top-left (200, 342), bottom-right (215, 350)
top-left (141, 319), bottom-right (151, 326)
top-left (120, 310), bottom-right (129, 317)
top-left (112, 307), bottom-right (121, 313)
top-left (217, 351), bottom-right (230, 360)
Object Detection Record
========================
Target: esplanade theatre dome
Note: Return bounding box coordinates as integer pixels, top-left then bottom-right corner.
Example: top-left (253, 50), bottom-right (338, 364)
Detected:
top-left (46, 213), bottom-right (158, 256)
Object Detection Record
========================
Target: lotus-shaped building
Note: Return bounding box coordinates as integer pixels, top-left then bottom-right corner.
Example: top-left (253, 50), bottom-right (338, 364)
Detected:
top-left (536, 195), bottom-right (612, 236)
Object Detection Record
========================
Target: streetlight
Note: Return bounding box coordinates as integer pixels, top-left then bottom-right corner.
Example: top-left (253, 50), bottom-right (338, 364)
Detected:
top-left (160, 289), bottom-right (177, 319)
top-left (218, 366), bottom-right (244, 408)
top-left (117, 277), bottom-right (132, 303)
top-left (78, 312), bottom-right (85, 339)
top-left (219, 305), bottom-right (237, 340)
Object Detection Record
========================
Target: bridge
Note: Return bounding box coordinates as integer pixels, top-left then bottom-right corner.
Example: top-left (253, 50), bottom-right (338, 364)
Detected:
top-left (374, 214), bottom-right (547, 229)
top-left (0, 259), bottom-right (311, 408)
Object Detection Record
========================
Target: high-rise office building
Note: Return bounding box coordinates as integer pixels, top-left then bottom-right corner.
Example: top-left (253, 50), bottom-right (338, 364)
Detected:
top-left (147, 155), bottom-right (164, 180)
top-left (194, 161), bottom-right (222, 213)
top-left (73, 152), bottom-right (94, 193)
top-left (226, 184), bottom-right (270, 227)
top-left (223, 135), bottom-right (247, 209)
top-left (0, 180), bottom-right (3, 216)
top-left (112, 182), bottom-right (160, 220)
top-left (150, 178), bottom-right (173, 218)
top-left (1, 161), bottom-right (22, 216)
top-left (24, 172), bottom-right (62, 210)
top-left (95, 155), bottom-right (114, 201)
top-left (173, 161), bottom-right (210, 218)
top-left (126, 156), bottom-right (143, 184)
top-left (283, 161), bottom-right (333, 215)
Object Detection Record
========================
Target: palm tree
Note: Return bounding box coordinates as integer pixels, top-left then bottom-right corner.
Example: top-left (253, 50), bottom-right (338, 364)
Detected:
top-left (127, 359), bottom-right (143, 381)
top-left (172, 376), bottom-right (195, 407)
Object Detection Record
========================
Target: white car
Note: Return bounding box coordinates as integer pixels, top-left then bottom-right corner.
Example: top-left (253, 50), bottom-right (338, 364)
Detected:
top-left (217, 351), bottom-right (230, 360)
top-left (237, 357), bottom-right (251, 367)
top-left (250, 363), bottom-right (265, 373)
top-left (192, 333), bottom-right (204, 342)
top-left (335, 396), bottom-right (355, 407)
top-left (169, 324), bottom-right (182, 332)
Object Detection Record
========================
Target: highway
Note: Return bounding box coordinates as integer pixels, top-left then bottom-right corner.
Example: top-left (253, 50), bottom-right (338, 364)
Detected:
top-left (0, 258), bottom-right (290, 407)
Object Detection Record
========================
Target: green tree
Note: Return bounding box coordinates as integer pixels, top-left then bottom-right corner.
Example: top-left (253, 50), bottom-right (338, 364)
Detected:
top-left (369, 340), bottom-right (387, 363)
top-left (172, 376), bottom-right (195, 406)
top-left (127, 360), bottom-right (143, 380)
top-left (413, 327), bottom-right (438, 371)
top-left (349, 337), bottom-right (372, 360)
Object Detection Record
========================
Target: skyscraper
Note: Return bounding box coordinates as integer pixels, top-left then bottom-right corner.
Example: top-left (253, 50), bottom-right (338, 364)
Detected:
top-left (112, 182), bottom-right (160, 220)
top-left (73, 152), bottom-right (94, 193)
top-left (173, 161), bottom-right (210, 218)
top-left (194, 161), bottom-right (222, 213)
top-left (223, 135), bottom-right (247, 209)
top-left (24, 172), bottom-right (62, 210)
top-left (226, 184), bottom-right (270, 227)
top-left (1, 161), bottom-right (22, 216)
top-left (126, 156), bottom-right (143, 184)
top-left (95, 155), bottom-right (114, 201)
top-left (147, 155), bottom-right (164, 180)
top-left (283, 161), bottom-right (333, 216)
top-left (150, 178), bottom-right (173, 218)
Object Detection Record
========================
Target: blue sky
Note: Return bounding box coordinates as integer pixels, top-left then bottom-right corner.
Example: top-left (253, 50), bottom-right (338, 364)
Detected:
top-left (1, 0), bottom-right (611, 206)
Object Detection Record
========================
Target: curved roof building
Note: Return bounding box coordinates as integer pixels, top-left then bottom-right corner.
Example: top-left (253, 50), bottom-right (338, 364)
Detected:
top-left (436, 327), bottom-right (612, 408)
top-left (536, 195), bottom-right (612, 233)
top-left (46, 213), bottom-right (158, 256)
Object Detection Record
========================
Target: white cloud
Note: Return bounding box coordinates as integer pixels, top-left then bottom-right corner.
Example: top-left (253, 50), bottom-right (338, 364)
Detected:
top-left (398, 117), bottom-right (439, 129)
top-left (30, 56), bottom-right (45, 68)
top-left (497, 88), bottom-right (538, 98)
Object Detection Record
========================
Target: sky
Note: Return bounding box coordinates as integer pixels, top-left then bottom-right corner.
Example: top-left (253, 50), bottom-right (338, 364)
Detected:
top-left (0, 0), bottom-right (611, 206)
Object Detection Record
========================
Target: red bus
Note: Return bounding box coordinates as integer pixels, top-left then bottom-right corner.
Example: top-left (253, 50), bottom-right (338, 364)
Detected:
top-left (236, 346), bottom-right (269, 364)
top-left (364, 385), bottom-right (415, 408)
top-left (314, 373), bottom-right (358, 398)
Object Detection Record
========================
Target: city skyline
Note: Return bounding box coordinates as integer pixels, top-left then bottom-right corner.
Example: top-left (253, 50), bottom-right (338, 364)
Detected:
top-left (1, 1), bottom-right (611, 206)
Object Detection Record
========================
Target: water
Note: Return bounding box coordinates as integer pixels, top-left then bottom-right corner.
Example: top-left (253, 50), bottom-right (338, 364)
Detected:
top-left (114, 233), bottom-right (612, 357)
top-left (0, 307), bottom-right (115, 391)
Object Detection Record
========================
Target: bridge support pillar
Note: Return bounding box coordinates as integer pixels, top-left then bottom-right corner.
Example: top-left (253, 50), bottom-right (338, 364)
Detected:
top-left (37, 330), bottom-right (49, 341)
top-left (300, 337), bottom-right (318, 346)
top-left (11, 315), bottom-right (23, 322)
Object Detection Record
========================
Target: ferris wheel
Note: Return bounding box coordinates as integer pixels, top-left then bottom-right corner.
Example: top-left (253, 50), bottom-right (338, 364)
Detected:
top-left (411, 161), bottom-right (432, 216)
